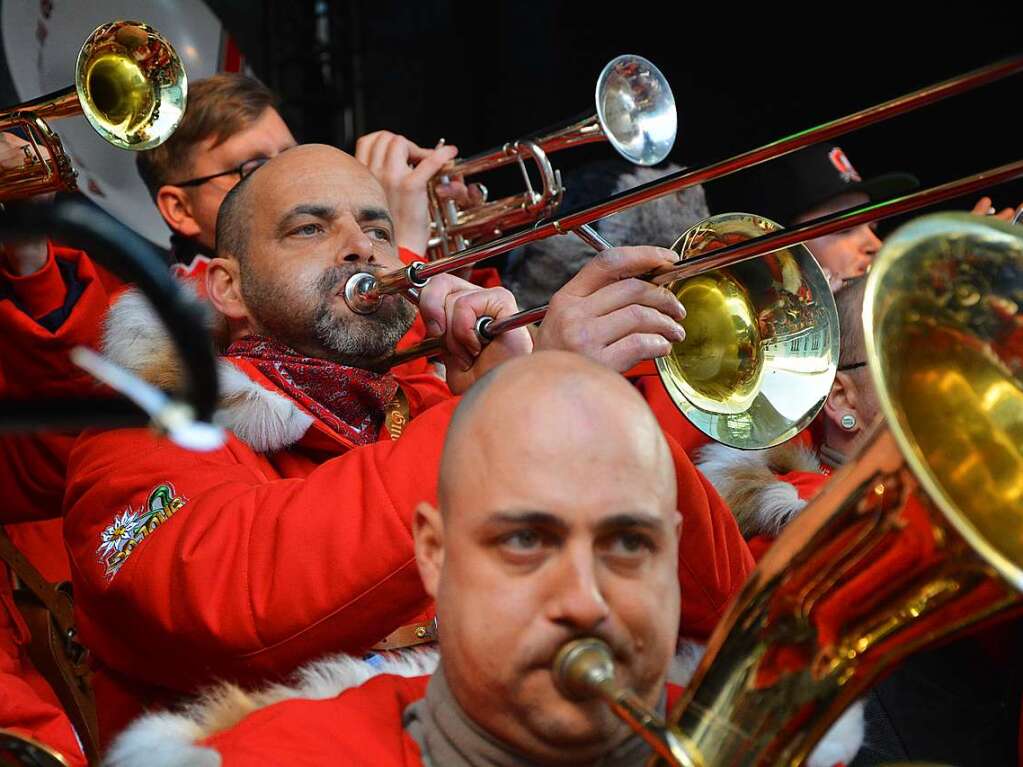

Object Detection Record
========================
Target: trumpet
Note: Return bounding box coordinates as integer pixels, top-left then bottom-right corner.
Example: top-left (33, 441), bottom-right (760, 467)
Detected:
top-left (554, 213), bottom-right (1023, 766)
top-left (349, 54), bottom-right (1023, 451)
top-left (0, 20), bottom-right (186, 201)
top-left (427, 54), bottom-right (676, 259)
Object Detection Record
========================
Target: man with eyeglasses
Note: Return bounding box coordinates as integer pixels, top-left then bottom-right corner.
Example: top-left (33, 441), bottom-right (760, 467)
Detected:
top-left (136, 74), bottom-right (469, 271)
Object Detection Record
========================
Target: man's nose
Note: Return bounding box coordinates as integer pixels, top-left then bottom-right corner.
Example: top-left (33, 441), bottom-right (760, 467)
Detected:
top-left (862, 225), bottom-right (882, 256)
top-left (545, 547), bottom-right (611, 633)
top-left (335, 220), bottom-right (376, 265)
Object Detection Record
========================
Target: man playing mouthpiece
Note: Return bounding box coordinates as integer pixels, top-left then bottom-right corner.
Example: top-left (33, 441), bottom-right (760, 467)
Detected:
top-left (105, 352), bottom-right (860, 767)
top-left (60, 144), bottom-right (754, 744)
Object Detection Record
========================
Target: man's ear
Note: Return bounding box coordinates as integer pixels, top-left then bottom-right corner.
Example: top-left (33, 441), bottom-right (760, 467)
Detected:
top-left (823, 371), bottom-right (862, 434)
top-left (413, 501), bottom-right (444, 599)
top-left (156, 185), bottom-right (202, 239)
top-left (206, 257), bottom-right (249, 322)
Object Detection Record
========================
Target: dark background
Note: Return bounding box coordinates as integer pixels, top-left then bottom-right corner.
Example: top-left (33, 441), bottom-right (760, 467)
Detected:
top-left (1, 2), bottom-right (1020, 230)
top-left (213, 2), bottom-right (1023, 232)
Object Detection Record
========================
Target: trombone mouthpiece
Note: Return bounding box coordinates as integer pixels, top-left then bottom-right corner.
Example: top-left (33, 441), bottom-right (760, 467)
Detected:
top-left (552, 638), bottom-right (616, 701)
top-left (344, 272), bottom-right (381, 314)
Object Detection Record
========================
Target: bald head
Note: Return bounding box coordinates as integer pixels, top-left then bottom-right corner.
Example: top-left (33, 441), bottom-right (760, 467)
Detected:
top-left (206, 142), bottom-right (413, 365)
top-left (215, 145), bottom-right (385, 261)
top-left (414, 351), bottom-right (683, 763)
top-left (439, 351), bottom-right (676, 515)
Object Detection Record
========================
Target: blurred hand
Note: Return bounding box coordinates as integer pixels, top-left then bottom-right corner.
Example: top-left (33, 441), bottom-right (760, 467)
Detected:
top-left (970, 196), bottom-right (1020, 222)
top-left (535, 246), bottom-right (686, 372)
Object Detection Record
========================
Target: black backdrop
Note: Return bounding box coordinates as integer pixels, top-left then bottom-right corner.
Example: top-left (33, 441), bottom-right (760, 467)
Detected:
top-left (209, 2), bottom-right (1023, 233)
top-left (0, 2), bottom-right (1019, 230)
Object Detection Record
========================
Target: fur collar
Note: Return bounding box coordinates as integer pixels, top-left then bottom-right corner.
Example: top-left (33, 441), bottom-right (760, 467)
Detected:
top-left (695, 442), bottom-right (822, 538)
top-left (104, 649), bottom-right (438, 767)
top-left (102, 287), bottom-right (314, 452)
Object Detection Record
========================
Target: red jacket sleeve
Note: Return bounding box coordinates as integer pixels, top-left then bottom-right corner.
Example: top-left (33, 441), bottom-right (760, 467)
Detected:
top-left (0, 244), bottom-right (110, 400)
top-left (669, 434), bottom-right (755, 640)
top-left (63, 398), bottom-right (459, 693)
top-left (0, 433), bottom-right (76, 524)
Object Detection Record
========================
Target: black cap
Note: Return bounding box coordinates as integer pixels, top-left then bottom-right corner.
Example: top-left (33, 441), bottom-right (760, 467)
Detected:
top-left (733, 144), bottom-right (919, 226)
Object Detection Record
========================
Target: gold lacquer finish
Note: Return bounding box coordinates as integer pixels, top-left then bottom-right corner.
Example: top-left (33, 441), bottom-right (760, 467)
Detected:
top-left (0, 728), bottom-right (69, 767)
top-left (657, 213), bottom-right (839, 449)
top-left (0, 20), bottom-right (186, 200)
top-left (556, 214), bottom-right (1023, 766)
top-left (865, 213), bottom-right (1023, 591)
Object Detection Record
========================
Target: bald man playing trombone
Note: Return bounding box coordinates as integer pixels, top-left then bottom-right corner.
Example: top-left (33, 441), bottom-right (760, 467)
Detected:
top-left (59, 144), bottom-right (753, 744)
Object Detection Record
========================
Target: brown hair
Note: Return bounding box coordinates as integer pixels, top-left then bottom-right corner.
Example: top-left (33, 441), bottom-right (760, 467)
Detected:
top-left (136, 73), bottom-right (276, 199)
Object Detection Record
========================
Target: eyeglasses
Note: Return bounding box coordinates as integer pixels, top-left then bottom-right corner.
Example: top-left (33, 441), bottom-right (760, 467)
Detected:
top-left (169, 157), bottom-right (269, 188)
top-left (838, 361), bottom-right (867, 372)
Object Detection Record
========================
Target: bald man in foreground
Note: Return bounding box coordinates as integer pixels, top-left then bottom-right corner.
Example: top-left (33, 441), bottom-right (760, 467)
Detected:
top-left (61, 145), bottom-right (752, 744)
top-left (110, 353), bottom-right (856, 767)
top-left (109, 351), bottom-right (687, 766)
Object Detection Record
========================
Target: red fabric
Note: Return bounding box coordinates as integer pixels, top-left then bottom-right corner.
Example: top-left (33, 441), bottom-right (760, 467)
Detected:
top-left (63, 357), bottom-right (751, 744)
top-left (1, 242), bottom-right (68, 319)
top-left (468, 266), bottom-right (502, 289)
top-left (204, 674), bottom-right (685, 766)
top-left (4, 519), bottom-right (70, 583)
top-left (0, 245), bottom-right (110, 401)
top-left (0, 572), bottom-right (86, 767)
top-left (0, 433), bottom-right (76, 524)
top-left (227, 336), bottom-right (400, 446)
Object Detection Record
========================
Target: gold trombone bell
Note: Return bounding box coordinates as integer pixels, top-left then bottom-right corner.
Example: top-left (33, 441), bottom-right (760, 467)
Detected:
top-left (657, 213), bottom-right (840, 450)
top-left (0, 20), bottom-right (187, 200)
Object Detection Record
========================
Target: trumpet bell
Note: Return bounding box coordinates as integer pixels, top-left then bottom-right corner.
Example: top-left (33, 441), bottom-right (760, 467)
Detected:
top-left (596, 54), bottom-right (676, 167)
top-left (76, 20), bottom-right (186, 150)
top-left (657, 213), bottom-right (839, 450)
top-left (866, 212), bottom-right (1023, 589)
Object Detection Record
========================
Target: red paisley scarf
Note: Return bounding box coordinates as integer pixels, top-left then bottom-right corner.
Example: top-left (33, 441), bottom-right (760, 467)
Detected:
top-left (226, 335), bottom-right (399, 446)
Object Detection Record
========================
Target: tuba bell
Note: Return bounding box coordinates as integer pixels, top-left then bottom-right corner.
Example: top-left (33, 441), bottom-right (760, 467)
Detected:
top-left (0, 19), bottom-right (186, 201)
top-left (555, 212), bottom-right (1023, 765)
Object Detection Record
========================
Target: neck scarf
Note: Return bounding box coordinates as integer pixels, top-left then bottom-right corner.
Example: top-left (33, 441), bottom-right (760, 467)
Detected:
top-left (227, 335), bottom-right (398, 446)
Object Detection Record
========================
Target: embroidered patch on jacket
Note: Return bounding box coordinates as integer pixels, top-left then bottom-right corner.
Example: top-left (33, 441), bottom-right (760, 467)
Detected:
top-left (97, 483), bottom-right (187, 579)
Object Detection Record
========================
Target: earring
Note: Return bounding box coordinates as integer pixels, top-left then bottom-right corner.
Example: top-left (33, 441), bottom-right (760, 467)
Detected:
top-left (840, 413), bottom-right (857, 430)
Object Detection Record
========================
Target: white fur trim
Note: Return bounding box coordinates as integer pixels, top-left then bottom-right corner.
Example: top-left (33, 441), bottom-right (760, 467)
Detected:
top-left (106, 649), bottom-right (437, 767)
top-left (807, 700), bottom-right (866, 767)
top-left (215, 360), bottom-right (314, 452)
top-left (696, 442), bottom-right (821, 538)
top-left (102, 712), bottom-right (221, 767)
top-left (102, 287), bottom-right (313, 452)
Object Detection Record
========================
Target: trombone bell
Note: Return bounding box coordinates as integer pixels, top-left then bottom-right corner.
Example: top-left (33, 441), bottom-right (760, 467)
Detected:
top-left (596, 54), bottom-right (677, 167)
top-left (0, 20), bottom-right (186, 200)
top-left (657, 213), bottom-right (840, 450)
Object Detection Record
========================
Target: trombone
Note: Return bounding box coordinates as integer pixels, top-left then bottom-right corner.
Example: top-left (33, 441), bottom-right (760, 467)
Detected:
top-left (552, 212), bottom-right (1023, 766)
top-left (348, 54), bottom-right (1023, 450)
top-left (0, 20), bottom-right (186, 201)
top-left (427, 54), bottom-right (676, 259)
